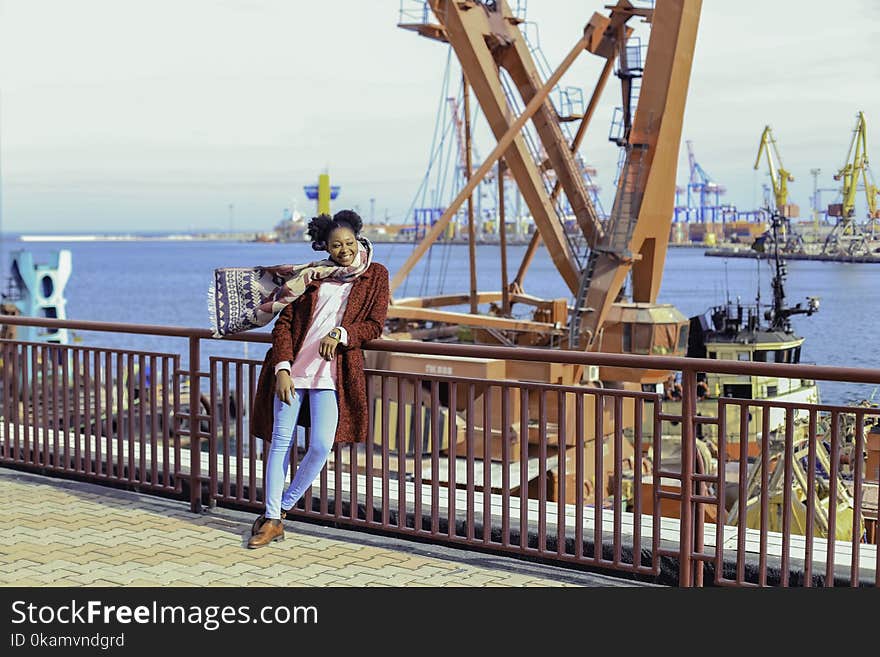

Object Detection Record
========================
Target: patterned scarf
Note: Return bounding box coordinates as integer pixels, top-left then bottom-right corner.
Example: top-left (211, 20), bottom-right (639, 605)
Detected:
top-left (208, 237), bottom-right (373, 338)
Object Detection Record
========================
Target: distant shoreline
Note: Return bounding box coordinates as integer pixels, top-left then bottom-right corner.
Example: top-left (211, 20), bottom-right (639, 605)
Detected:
top-left (9, 233), bottom-right (718, 249)
top-left (10, 234), bottom-right (716, 248)
top-left (15, 233), bottom-right (257, 242)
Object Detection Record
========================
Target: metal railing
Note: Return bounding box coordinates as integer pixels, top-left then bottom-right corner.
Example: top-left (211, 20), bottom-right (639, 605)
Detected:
top-left (1, 315), bottom-right (879, 586)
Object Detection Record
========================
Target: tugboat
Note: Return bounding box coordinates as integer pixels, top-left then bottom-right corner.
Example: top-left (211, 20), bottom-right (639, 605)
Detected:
top-left (681, 209), bottom-right (821, 455)
top-left (641, 212), bottom-right (871, 540)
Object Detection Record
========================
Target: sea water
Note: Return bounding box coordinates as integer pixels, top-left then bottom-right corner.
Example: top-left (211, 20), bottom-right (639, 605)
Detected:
top-left (0, 236), bottom-right (875, 405)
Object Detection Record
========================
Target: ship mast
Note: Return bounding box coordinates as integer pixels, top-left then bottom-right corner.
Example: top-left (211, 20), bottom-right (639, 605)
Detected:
top-left (764, 209), bottom-right (819, 333)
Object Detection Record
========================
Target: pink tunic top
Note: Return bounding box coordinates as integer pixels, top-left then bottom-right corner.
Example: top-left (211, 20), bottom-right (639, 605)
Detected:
top-left (275, 279), bottom-right (352, 390)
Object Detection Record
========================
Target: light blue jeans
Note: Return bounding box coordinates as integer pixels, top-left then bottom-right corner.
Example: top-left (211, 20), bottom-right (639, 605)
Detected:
top-left (264, 389), bottom-right (338, 519)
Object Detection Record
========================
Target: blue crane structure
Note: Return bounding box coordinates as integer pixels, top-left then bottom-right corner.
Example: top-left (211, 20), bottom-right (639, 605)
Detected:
top-left (673, 140), bottom-right (736, 224)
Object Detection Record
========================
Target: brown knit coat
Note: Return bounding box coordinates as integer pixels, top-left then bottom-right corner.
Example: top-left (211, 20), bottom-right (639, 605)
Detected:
top-left (251, 262), bottom-right (389, 444)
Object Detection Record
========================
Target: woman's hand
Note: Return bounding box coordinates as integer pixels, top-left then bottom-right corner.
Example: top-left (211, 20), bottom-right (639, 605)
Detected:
top-left (319, 335), bottom-right (340, 361)
top-left (275, 370), bottom-right (294, 405)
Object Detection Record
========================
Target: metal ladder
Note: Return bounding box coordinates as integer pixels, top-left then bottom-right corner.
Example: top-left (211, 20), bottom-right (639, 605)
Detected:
top-left (498, 68), bottom-right (591, 269)
top-left (568, 147), bottom-right (646, 347)
top-left (568, 29), bottom-right (649, 348)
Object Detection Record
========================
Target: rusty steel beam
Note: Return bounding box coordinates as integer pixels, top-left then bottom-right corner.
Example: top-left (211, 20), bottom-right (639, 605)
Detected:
top-left (397, 22), bottom-right (448, 43)
top-left (463, 73), bottom-right (478, 314)
top-left (499, 18), bottom-right (608, 246)
top-left (579, 0), bottom-right (703, 349)
top-left (512, 230), bottom-right (542, 295)
top-left (406, 0), bottom-right (600, 294)
top-left (513, 54), bottom-right (618, 291)
top-left (390, 23), bottom-right (591, 294)
top-left (393, 291), bottom-right (506, 308)
top-left (387, 304), bottom-right (565, 335)
top-left (388, 290), bottom-right (550, 309)
top-left (498, 160), bottom-right (510, 314)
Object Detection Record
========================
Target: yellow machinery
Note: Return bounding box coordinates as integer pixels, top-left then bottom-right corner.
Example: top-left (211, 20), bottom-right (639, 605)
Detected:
top-left (829, 111), bottom-right (878, 223)
top-left (728, 434), bottom-right (861, 541)
top-left (824, 111), bottom-right (879, 253)
top-left (754, 125), bottom-right (798, 218)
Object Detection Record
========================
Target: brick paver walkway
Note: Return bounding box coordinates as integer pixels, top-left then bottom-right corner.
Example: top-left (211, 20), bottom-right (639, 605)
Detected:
top-left (0, 468), bottom-right (648, 587)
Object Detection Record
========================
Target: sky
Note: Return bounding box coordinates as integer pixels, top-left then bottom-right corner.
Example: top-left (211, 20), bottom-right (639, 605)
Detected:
top-left (0, 0), bottom-right (878, 233)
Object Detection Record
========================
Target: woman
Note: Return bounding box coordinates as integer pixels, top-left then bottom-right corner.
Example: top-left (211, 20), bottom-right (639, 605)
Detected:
top-left (209, 209), bottom-right (389, 548)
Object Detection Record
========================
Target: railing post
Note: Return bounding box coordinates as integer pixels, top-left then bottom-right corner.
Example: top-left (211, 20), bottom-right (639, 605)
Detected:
top-left (188, 336), bottom-right (202, 513)
top-left (679, 368), bottom-right (696, 586)
top-left (693, 426), bottom-right (706, 587)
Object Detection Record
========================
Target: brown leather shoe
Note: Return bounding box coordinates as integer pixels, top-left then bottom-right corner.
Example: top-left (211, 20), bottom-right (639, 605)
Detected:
top-left (247, 518), bottom-right (284, 549)
top-left (250, 508), bottom-right (289, 536)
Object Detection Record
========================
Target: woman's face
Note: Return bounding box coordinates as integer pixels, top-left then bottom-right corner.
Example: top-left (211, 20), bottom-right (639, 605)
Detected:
top-left (326, 227), bottom-right (358, 267)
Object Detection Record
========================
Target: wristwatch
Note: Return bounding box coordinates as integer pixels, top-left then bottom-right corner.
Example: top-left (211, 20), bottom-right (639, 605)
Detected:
top-left (327, 328), bottom-right (342, 341)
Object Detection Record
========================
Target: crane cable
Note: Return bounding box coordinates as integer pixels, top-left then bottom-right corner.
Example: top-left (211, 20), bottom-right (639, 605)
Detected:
top-left (419, 62), bottom-right (461, 298)
top-left (435, 78), bottom-right (468, 297)
top-left (398, 46), bottom-right (454, 299)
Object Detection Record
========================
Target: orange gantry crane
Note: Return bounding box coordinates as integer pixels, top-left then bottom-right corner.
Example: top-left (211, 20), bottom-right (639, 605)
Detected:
top-left (392, 0), bottom-right (702, 388)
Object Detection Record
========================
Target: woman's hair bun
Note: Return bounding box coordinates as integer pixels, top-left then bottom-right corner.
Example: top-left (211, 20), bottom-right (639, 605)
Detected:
top-left (306, 214), bottom-right (333, 251)
top-left (306, 210), bottom-right (363, 251)
top-left (331, 209), bottom-right (363, 235)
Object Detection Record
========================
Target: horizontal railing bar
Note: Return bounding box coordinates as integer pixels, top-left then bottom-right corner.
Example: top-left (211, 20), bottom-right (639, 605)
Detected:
top-left (656, 492), bottom-right (717, 505)
top-left (367, 332), bottom-right (880, 384)
top-left (658, 413), bottom-right (720, 425)
top-left (0, 316), bottom-right (265, 341)
top-left (0, 338), bottom-right (178, 360)
top-left (208, 356), bottom-right (261, 366)
top-left (716, 580), bottom-right (762, 588)
top-left (3, 315), bottom-right (880, 384)
top-left (655, 471), bottom-right (683, 480)
top-left (365, 369), bottom-right (660, 398)
top-left (720, 397), bottom-right (880, 415)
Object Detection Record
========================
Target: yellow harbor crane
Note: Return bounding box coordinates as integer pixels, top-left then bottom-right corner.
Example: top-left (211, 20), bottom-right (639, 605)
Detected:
top-left (829, 111), bottom-right (878, 224)
top-left (824, 111), bottom-right (879, 253)
top-left (754, 125), bottom-right (798, 217)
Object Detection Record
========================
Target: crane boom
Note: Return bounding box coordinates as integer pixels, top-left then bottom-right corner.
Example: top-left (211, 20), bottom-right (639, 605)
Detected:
top-left (754, 125), bottom-right (795, 216)
top-left (822, 112), bottom-right (879, 254)
top-left (574, 0), bottom-right (703, 349)
top-left (396, 1), bottom-right (702, 378)
top-left (394, 0), bottom-right (605, 295)
top-left (833, 111), bottom-right (878, 220)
